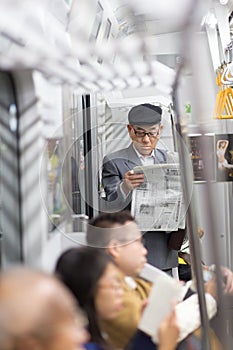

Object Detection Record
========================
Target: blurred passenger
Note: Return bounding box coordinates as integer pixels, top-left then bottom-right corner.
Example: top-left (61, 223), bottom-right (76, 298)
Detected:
top-left (55, 247), bottom-right (180, 350)
top-left (86, 211), bottom-right (225, 350)
top-left (56, 248), bottom-right (122, 350)
top-left (86, 212), bottom-right (150, 347)
top-left (178, 227), bottom-right (233, 296)
top-left (0, 267), bottom-right (88, 350)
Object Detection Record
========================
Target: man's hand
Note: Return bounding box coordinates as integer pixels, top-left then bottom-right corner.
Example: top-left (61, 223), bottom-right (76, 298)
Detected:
top-left (121, 170), bottom-right (145, 195)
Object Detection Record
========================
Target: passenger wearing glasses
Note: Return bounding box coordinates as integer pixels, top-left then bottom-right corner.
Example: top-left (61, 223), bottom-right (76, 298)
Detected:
top-left (101, 103), bottom-right (184, 273)
top-left (86, 212), bottom-right (220, 350)
top-left (55, 247), bottom-right (180, 350)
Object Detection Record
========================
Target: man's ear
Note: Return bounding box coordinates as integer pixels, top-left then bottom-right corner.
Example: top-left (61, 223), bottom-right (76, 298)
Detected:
top-left (107, 239), bottom-right (121, 259)
top-left (127, 124), bottom-right (133, 135)
top-left (159, 124), bottom-right (163, 132)
top-left (156, 124), bottom-right (163, 139)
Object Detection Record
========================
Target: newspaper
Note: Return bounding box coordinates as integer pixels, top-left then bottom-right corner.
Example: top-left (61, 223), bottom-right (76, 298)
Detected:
top-left (131, 163), bottom-right (185, 232)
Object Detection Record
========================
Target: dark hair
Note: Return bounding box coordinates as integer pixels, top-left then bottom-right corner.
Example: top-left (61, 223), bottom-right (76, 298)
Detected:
top-left (89, 211), bottom-right (134, 227)
top-left (86, 211), bottom-right (135, 247)
top-left (55, 247), bottom-right (114, 350)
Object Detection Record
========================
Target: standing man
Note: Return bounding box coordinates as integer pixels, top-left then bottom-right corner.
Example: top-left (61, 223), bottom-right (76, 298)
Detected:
top-left (101, 103), bottom-right (182, 274)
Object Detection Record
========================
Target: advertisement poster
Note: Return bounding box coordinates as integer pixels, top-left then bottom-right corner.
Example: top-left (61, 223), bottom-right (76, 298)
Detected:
top-left (215, 134), bottom-right (233, 182)
top-left (188, 135), bottom-right (215, 182)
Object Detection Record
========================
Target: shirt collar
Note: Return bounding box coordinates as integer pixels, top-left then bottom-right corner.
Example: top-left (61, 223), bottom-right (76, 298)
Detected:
top-left (132, 144), bottom-right (156, 160)
top-left (124, 276), bottom-right (137, 289)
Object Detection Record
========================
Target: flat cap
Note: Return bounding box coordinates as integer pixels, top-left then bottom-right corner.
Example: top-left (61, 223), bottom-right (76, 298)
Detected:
top-left (128, 103), bottom-right (162, 125)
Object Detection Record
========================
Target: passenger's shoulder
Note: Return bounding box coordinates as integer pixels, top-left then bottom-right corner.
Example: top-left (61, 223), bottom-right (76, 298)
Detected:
top-left (84, 343), bottom-right (103, 350)
top-left (103, 147), bottom-right (131, 161)
top-left (134, 277), bottom-right (152, 297)
top-left (156, 148), bottom-right (168, 156)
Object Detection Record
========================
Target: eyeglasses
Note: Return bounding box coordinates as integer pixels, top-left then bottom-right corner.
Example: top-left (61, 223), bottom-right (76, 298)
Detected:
top-left (118, 236), bottom-right (146, 247)
top-left (132, 126), bottom-right (160, 139)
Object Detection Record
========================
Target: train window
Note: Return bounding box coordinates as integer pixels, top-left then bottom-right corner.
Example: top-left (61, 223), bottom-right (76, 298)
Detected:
top-left (33, 73), bottom-right (67, 234)
top-left (42, 99), bottom-right (82, 233)
top-left (42, 91), bottom-right (86, 234)
top-left (43, 89), bottom-right (99, 234)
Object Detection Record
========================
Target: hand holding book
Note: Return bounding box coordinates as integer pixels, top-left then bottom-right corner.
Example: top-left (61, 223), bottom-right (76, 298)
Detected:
top-left (158, 305), bottom-right (180, 350)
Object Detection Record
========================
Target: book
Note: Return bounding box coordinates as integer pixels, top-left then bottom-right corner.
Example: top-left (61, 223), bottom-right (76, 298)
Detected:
top-left (140, 263), bottom-right (169, 282)
top-left (138, 274), bottom-right (183, 343)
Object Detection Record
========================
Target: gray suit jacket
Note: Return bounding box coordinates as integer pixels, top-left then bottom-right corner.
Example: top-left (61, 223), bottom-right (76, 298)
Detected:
top-left (101, 143), bottom-right (178, 270)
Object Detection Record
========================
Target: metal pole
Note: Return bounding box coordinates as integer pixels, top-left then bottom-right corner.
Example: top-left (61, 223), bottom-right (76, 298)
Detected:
top-left (172, 81), bottom-right (212, 350)
top-left (172, 0), bottom-right (231, 348)
top-left (171, 1), bottom-right (213, 349)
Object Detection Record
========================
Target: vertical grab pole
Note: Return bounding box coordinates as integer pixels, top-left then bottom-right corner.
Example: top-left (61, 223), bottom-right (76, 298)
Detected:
top-left (171, 1), bottom-right (213, 349)
top-left (172, 87), bottom-right (212, 350)
top-left (172, 0), bottom-right (231, 349)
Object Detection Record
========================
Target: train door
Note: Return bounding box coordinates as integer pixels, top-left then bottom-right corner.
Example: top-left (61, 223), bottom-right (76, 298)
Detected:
top-left (0, 72), bottom-right (22, 266)
top-left (0, 71), bottom-right (49, 268)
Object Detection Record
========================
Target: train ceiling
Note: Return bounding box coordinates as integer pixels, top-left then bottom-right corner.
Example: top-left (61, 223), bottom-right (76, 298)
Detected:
top-left (0, 0), bottom-right (232, 98)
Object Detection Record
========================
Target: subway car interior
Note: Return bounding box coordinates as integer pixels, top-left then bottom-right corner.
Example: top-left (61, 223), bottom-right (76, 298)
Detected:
top-left (0, 0), bottom-right (233, 348)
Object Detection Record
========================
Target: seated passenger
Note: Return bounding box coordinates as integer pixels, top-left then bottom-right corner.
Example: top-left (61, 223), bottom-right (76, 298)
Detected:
top-left (86, 211), bottom-right (229, 349)
top-left (0, 267), bottom-right (88, 350)
top-left (55, 247), bottom-right (180, 350)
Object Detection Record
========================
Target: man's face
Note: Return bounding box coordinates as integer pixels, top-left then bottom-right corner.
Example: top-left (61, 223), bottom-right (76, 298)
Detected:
top-left (127, 124), bottom-right (162, 156)
top-left (43, 293), bottom-right (89, 350)
top-left (109, 221), bottom-right (148, 277)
